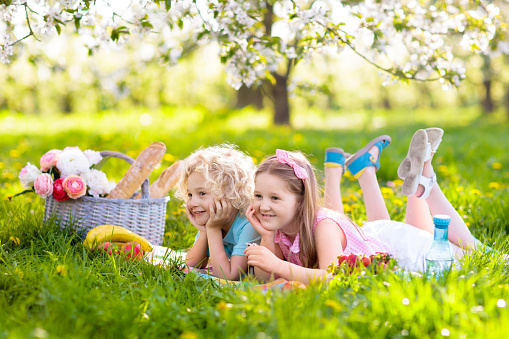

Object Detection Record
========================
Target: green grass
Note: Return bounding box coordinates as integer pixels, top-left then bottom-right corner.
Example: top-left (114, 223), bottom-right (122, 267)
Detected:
top-left (0, 107), bottom-right (509, 338)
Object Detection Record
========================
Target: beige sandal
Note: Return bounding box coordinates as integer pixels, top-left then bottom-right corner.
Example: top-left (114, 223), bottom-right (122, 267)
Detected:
top-left (398, 129), bottom-right (433, 197)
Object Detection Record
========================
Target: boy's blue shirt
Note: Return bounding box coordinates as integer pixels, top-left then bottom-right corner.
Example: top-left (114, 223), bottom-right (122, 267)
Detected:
top-left (194, 213), bottom-right (261, 257)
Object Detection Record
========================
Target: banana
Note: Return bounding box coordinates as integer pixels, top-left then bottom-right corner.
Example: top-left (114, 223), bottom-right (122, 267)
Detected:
top-left (84, 224), bottom-right (153, 252)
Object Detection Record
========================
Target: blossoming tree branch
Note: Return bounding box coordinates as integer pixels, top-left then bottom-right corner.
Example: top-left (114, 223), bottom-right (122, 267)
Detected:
top-left (1, 0), bottom-right (506, 124)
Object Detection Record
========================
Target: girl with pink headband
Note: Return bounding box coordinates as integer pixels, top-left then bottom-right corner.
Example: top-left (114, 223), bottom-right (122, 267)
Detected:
top-left (244, 129), bottom-right (484, 284)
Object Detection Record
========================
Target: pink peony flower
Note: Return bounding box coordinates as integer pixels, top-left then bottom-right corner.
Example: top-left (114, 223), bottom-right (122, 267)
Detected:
top-left (53, 178), bottom-right (69, 201)
top-left (40, 149), bottom-right (62, 172)
top-left (34, 174), bottom-right (54, 198)
top-left (62, 175), bottom-right (87, 199)
top-left (19, 163), bottom-right (42, 188)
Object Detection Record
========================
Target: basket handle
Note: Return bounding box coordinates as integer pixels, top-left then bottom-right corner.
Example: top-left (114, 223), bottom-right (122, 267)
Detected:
top-left (99, 151), bottom-right (150, 199)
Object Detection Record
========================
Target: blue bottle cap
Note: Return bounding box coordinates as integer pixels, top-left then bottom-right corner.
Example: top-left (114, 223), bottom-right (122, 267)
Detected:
top-left (433, 214), bottom-right (451, 227)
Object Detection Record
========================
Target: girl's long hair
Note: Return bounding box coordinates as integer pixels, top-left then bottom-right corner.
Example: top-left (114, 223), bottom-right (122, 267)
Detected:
top-left (256, 152), bottom-right (320, 268)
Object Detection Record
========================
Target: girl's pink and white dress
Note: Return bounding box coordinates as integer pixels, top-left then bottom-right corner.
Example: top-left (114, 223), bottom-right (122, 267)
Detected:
top-left (317, 208), bottom-right (436, 272)
top-left (277, 208), bottom-right (438, 272)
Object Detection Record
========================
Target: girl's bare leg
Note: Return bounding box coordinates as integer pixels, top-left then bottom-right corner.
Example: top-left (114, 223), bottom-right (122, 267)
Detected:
top-left (357, 146), bottom-right (390, 222)
top-left (412, 159), bottom-right (476, 250)
top-left (324, 165), bottom-right (344, 214)
top-left (404, 157), bottom-right (435, 234)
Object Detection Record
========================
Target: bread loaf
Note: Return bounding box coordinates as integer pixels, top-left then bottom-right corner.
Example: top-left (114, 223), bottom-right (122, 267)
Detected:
top-left (134, 160), bottom-right (182, 199)
top-left (107, 142), bottom-right (166, 199)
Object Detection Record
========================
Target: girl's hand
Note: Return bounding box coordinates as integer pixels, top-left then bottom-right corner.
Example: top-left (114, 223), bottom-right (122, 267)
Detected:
top-left (246, 204), bottom-right (274, 238)
top-left (244, 245), bottom-right (281, 274)
top-left (206, 199), bottom-right (236, 230)
top-left (185, 204), bottom-right (207, 233)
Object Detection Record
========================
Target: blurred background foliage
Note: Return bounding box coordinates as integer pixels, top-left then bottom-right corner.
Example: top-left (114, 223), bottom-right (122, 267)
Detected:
top-left (1, 30), bottom-right (509, 123)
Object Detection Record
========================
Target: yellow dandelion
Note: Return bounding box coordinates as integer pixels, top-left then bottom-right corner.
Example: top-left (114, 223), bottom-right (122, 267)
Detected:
top-left (216, 301), bottom-right (227, 310)
top-left (165, 232), bottom-right (173, 237)
top-left (180, 331), bottom-right (198, 339)
top-left (393, 179), bottom-right (404, 187)
top-left (9, 236), bottom-right (20, 245)
top-left (456, 186), bottom-right (464, 192)
top-left (438, 165), bottom-right (449, 174)
top-left (341, 196), bottom-right (350, 203)
top-left (489, 182), bottom-right (502, 190)
top-left (349, 194), bottom-right (359, 202)
top-left (324, 299), bottom-right (342, 311)
top-left (253, 150), bottom-right (264, 158)
top-left (0, 162), bottom-right (4, 169)
top-left (393, 199), bottom-right (404, 207)
top-left (465, 222), bottom-right (471, 227)
top-left (2, 172), bottom-right (16, 180)
top-left (163, 154), bottom-right (178, 162)
top-left (9, 150), bottom-right (20, 158)
top-left (492, 163), bottom-right (502, 170)
top-left (351, 203), bottom-right (360, 210)
top-left (56, 264), bottom-right (68, 276)
top-left (470, 189), bottom-right (481, 195)
top-left (344, 171), bottom-right (354, 180)
top-left (381, 187), bottom-right (393, 195)
top-left (293, 133), bottom-right (304, 143)
top-left (251, 157), bottom-right (258, 165)
top-left (343, 204), bottom-right (352, 213)
top-left (15, 268), bottom-right (23, 279)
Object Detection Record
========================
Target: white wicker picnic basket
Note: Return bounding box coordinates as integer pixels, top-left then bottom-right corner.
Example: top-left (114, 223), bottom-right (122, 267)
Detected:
top-left (43, 151), bottom-right (169, 246)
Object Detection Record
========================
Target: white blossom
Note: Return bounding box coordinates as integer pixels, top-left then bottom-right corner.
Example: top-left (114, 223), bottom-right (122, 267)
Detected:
top-left (83, 149), bottom-right (103, 166)
top-left (81, 169), bottom-right (112, 198)
top-left (19, 163), bottom-right (42, 188)
top-left (56, 147), bottom-right (91, 178)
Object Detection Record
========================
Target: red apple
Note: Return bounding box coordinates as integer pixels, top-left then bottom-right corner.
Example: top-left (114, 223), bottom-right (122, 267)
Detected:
top-left (337, 255), bottom-right (348, 266)
top-left (96, 242), bottom-right (118, 256)
top-left (121, 241), bottom-right (144, 260)
top-left (346, 254), bottom-right (358, 268)
top-left (360, 255), bottom-right (371, 267)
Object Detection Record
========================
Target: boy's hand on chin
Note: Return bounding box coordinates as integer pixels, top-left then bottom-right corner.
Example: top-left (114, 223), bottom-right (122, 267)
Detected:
top-left (205, 199), bottom-right (235, 230)
top-left (244, 245), bottom-right (280, 274)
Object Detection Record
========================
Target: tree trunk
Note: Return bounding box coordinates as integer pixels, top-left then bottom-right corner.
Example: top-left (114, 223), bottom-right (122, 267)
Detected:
top-left (236, 85), bottom-right (264, 109)
top-left (273, 73), bottom-right (290, 125)
top-left (482, 55), bottom-right (494, 114)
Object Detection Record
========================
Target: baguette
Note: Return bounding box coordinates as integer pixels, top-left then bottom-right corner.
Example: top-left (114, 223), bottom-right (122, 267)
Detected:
top-left (134, 160), bottom-right (183, 199)
top-left (107, 142), bottom-right (166, 199)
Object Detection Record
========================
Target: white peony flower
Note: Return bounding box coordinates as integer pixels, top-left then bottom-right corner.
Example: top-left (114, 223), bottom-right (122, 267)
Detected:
top-left (84, 149), bottom-right (103, 166)
top-left (56, 147), bottom-right (91, 178)
top-left (19, 163), bottom-right (42, 188)
top-left (82, 169), bottom-right (111, 198)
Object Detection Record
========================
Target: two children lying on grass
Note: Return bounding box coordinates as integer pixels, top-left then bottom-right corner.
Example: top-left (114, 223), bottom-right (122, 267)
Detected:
top-left (177, 129), bottom-right (494, 283)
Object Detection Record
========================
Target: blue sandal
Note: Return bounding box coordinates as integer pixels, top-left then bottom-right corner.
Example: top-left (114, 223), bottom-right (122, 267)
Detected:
top-left (345, 135), bottom-right (391, 179)
top-left (324, 148), bottom-right (350, 168)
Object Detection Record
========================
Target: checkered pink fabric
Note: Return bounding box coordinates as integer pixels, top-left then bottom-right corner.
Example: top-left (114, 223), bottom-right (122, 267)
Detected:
top-left (314, 208), bottom-right (391, 255)
top-left (275, 230), bottom-right (303, 266)
top-left (275, 208), bottom-right (391, 267)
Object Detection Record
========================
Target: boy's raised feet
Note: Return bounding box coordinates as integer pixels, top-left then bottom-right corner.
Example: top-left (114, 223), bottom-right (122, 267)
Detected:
top-left (398, 129), bottom-right (437, 199)
top-left (345, 135), bottom-right (391, 179)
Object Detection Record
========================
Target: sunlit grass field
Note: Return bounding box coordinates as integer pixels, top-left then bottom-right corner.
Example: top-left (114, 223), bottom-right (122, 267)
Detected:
top-left (1, 107), bottom-right (509, 338)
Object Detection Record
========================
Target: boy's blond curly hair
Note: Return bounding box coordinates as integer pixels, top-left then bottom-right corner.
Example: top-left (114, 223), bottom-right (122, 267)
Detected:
top-left (175, 144), bottom-right (256, 214)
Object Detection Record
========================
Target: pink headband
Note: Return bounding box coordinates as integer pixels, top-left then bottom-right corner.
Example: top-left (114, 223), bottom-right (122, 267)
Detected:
top-left (276, 149), bottom-right (309, 180)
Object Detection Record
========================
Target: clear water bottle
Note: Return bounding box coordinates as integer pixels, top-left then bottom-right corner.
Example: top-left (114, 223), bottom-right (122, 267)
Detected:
top-left (425, 214), bottom-right (454, 277)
